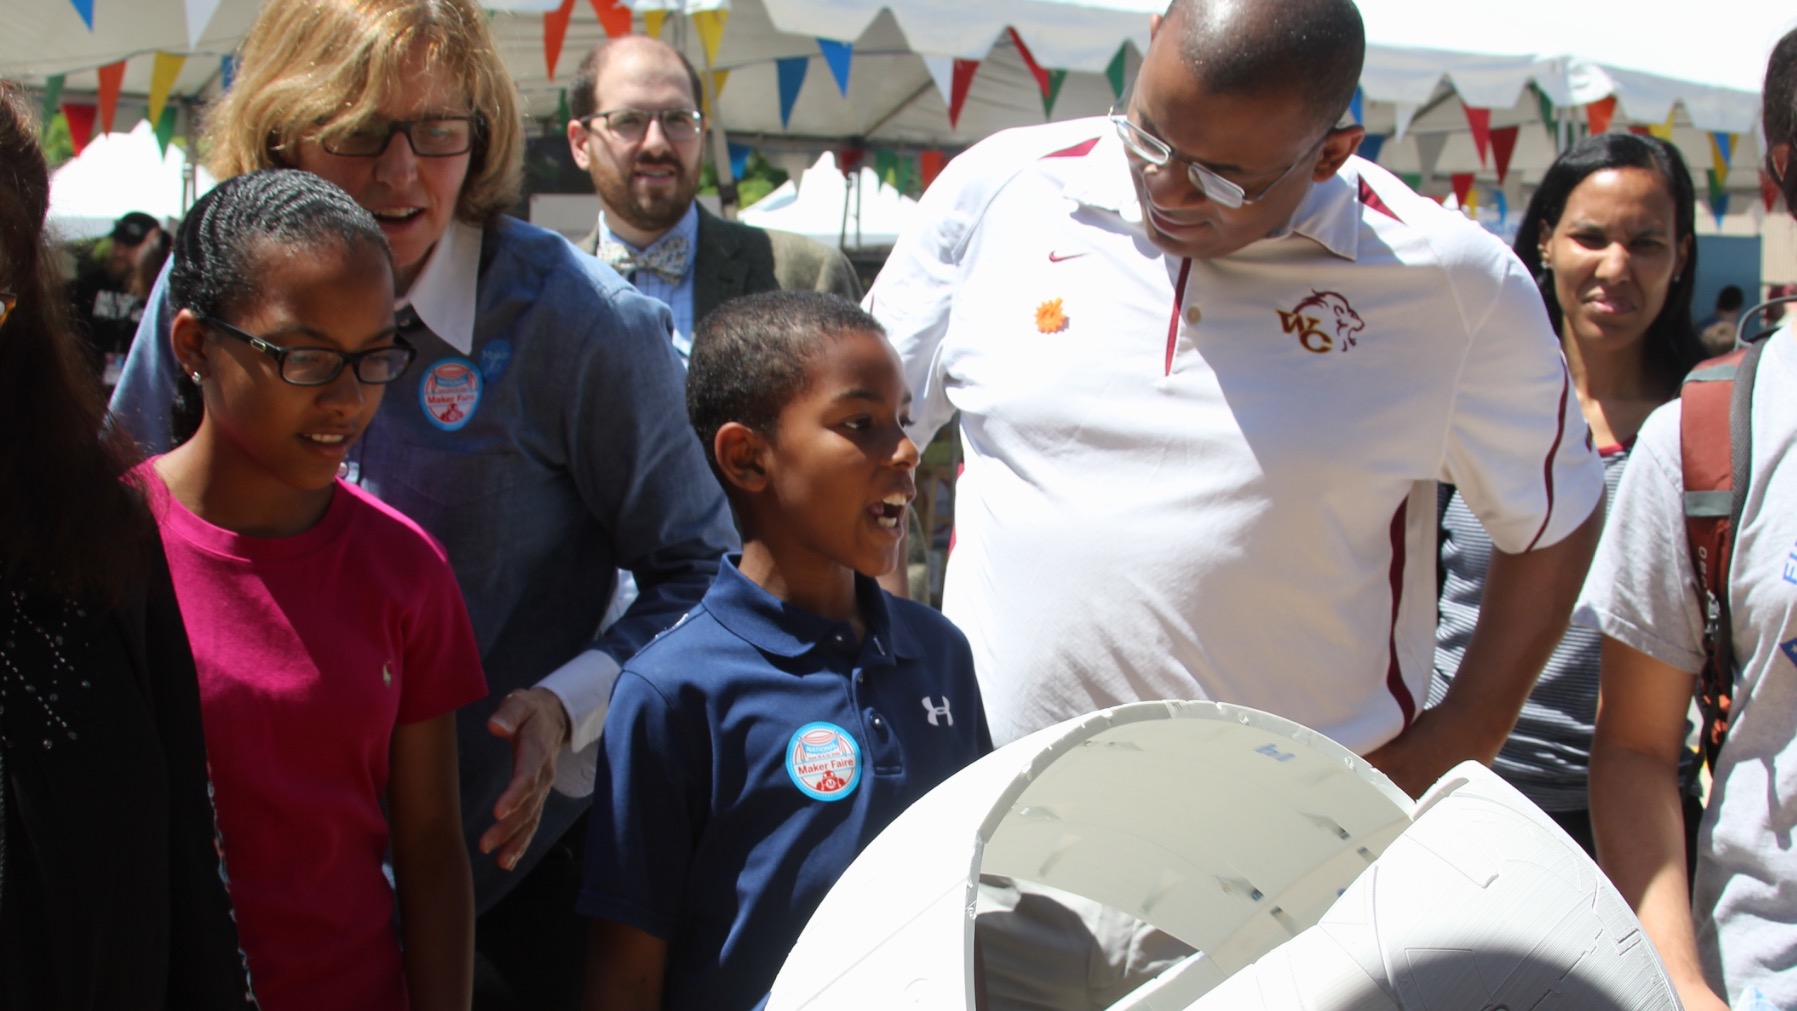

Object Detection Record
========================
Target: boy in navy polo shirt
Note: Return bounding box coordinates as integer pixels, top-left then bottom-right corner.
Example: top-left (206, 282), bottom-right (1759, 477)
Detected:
top-left (578, 291), bottom-right (992, 1011)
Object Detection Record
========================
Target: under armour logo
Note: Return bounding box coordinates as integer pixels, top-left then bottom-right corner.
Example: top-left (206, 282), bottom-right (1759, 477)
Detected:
top-left (921, 696), bottom-right (954, 727)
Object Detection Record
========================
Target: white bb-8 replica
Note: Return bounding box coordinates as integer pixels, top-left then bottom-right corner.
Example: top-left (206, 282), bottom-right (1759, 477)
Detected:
top-left (767, 701), bottom-right (1680, 1010)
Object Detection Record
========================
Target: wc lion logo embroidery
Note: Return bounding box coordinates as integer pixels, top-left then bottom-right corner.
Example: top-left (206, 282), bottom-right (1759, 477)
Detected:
top-left (1277, 291), bottom-right (1365, 353)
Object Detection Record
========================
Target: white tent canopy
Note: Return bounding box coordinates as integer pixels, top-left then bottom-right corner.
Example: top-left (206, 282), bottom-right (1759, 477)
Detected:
top-left (738, 152), bottom-right (920, 248)
top-left (47, 118), bottom-right (215, 241)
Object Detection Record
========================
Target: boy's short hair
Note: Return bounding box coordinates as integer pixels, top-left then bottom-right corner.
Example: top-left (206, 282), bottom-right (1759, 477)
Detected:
top-left (686, 290), bottom-right (884, 479)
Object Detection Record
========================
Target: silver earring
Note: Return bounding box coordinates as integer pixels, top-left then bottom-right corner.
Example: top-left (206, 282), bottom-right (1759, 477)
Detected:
top-left (190, 370), bottom-right (203, 384)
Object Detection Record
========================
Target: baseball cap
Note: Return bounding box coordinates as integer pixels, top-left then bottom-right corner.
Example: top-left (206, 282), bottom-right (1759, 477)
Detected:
top-left (110, 211), bottom-right (160, 246)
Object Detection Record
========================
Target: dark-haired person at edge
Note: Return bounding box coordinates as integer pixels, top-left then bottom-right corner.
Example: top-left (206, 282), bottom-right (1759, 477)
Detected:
top-left (1697, 283), bottom-right (1744, 356)
top-left (0, 83), bottom-right (254, 1010)
top-left (67, 210), bottom-right (166, 392)
top-left (1583, 28), bottom-right (1797, 1011)
top-left (1431, 133), bottom-right (1707, 860)
top-left (106, 2), bottom-right (737, 1008)
top-left (867, 0), bottom-right (1604, 1006)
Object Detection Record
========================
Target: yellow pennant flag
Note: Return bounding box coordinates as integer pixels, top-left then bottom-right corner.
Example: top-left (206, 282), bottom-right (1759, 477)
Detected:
top-left (1709, 133), bottom-right (1736, 189)
top-left (692, 8), bottom-right (728, 69)
top-left (1462, 187), bottom-right (1479, 216)
top-left (644, 10), bottom-right (665, 38)
top-left (147, 52), bottom-right (187, 126)
top-left (711, 69), bottom-right (730, 98)
top-left (1647, 110), bottom-right (1676, 141)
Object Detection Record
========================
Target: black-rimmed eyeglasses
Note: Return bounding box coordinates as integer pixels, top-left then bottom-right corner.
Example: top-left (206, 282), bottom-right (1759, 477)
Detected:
top-left (1109, 106), bottom-right (1316, 210)
top-left (320, 116), bottom-right (480, 158)
top-left (201, 315), bottom-right (417, 386)
top-left (577, 108), bottom-right (704, 142)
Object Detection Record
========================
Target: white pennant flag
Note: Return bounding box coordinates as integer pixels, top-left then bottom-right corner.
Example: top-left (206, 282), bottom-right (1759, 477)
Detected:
top-left (1392, 102), bottom-right (1418, 143)
top-left (923, 55), bottom-right (955, 107)
top-left (185, 0), bottom-right (224, 49)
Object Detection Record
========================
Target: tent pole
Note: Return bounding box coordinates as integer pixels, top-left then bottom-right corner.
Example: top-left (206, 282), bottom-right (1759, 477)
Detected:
top-left (689, 5), bottom-right (738, 218)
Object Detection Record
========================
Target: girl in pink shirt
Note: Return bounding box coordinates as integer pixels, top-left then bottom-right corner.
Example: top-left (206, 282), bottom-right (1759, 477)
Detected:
top-left (145, 168), bottom-right (486, 1010)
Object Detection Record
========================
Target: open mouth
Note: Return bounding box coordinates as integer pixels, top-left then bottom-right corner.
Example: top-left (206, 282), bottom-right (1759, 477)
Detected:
top-left (871, 492), bottom-right (909, 530)
top-left (370, 208), bottom-right (423, 225)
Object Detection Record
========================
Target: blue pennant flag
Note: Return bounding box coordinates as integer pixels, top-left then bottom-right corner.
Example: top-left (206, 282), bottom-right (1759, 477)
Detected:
top-left (1357, 133), bottom-right (1385, 163)
top-left (728, 141), bottom-right (751, 182)
top-left (1714, 131), bottom-right (1734, 166)
top-left (777, 56), bottom-right (807, 129)
top-left (221, 55), bottom-right (237, 91)
top-left (817, 39), bottom-right (853, 96)
top-left (68, 0), bottom-right (94, 29)
top-left (1349, 86), bottom-right (1363, 126)
top-left (1490, 189), bottom-right (1507, 228)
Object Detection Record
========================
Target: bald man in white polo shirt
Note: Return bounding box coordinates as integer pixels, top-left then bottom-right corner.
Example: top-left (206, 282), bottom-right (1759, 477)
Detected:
top-left (871, 0), bottom-right (1603, 805)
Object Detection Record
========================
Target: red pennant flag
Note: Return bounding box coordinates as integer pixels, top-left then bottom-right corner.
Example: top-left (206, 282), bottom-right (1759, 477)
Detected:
top-left (838, 147), bottom-right (866, 177)
top-left (1627, 124), bottom-right (1652, 136)
top-left (948, 59), bottom-right (978, 129)
top-left (1007, 28), bottom-right (1051, 97)
top-left (61, 102), bottom-right (97, 155)
top-left (1763, 168), bottom-right (1781, 212)
top-left (96, 59), bottom-right (126, 134)
top-left (1586, 96), bottom-right (1617, 135)
top-left (589, 0), bottom-right (631, 38)
top-left (544, 0), bottom-right (576, 81)
top-left (1450, 172), bottom-right (1475, 207)
top-left (1461, 103), bottom-right (1491, 167)
top-left (919, 149), bottom-right (947, 190)
top-left (1489, 125), bottom-right (1519, 185)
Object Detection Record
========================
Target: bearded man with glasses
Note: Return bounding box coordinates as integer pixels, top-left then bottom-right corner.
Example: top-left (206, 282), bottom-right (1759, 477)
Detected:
top-left (567, 35), bottom-right (862, 362)
top-left (868, 2), bottom-right (1606, 1004)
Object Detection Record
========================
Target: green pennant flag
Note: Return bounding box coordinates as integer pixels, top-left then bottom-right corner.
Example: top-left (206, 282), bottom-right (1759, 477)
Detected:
top-left (40, 75), bottom-right (65, 134)
top-left (154, 103), bottom-right (178, 156)
top-left (557, 89), bottom-right (570, 133)
top-left (896, 154), bottom-right (916, 196)
top-left (1042, 69), bottom-right (1069, 118)
top-left (1534, 84), bottom-right (1557, 145)
top-left (874, 149), bottom-right (899, 189)
top-left (1400, 172), bottom-right (1424, 193)
top-left (1105, 44), bottom-right (1128, 100)
top-left (1707, 168), bottom-right (1726, 203)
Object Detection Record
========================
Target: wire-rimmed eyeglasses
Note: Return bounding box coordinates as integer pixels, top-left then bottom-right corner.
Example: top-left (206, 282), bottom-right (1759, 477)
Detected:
top-left (577, 108), bottom-right (704, 143)
top-left (1109, 106), bottom-right (1317, 210)
top-left (201, 315), bottom-right (417, 387)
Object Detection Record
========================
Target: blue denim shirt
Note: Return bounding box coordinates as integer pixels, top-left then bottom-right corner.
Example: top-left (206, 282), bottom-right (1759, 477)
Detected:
top-left (112, 215), bottom-right (738, 909)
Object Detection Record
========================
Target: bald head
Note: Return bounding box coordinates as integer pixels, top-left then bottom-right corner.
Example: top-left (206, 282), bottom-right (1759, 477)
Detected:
top-left (571, 35), bottom-right (703, 121)
top-left (1161, 0), bottom-right (1364, 132)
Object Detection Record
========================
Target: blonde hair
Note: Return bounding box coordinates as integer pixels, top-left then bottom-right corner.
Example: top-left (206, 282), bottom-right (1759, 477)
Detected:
top-left (202, 0), bottom-right (521, 223)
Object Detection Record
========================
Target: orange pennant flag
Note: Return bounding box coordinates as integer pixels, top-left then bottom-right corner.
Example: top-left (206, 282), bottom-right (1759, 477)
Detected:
top-left (920, 149), bottom-right (948, 190)
top-left (589, 0), bottom-right (631, 38)
top-left (1586, 96), bottom-right (1617, 135)
top-left (544, 0), bottom-right (576, 82)
top-left (96, 59), bottom-right (126, 135)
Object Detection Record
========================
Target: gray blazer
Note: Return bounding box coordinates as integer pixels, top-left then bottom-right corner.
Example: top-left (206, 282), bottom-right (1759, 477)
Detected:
top-left (580, 205), bottom-right (863, 322)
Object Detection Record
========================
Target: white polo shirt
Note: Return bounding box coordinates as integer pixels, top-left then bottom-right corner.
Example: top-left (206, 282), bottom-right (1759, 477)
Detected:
top-left (870, 118), bottom-right (1603, 751)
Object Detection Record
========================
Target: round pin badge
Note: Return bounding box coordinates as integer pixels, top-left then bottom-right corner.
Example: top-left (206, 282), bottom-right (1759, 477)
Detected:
top-left (786, 721), bottom-right (862, 801)
top-left (419, 356), bottom-right (482, 431)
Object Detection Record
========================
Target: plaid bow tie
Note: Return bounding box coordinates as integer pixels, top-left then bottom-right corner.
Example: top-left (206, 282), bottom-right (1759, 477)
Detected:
top-left (598, 235), bottom-right (691, 284)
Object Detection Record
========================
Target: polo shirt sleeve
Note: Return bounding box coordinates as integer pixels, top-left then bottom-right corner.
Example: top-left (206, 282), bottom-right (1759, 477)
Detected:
top-left (396, 536), bottom-right (488, 724)
top-left (1573, 402), bottom-right (1706, 673)
top-left (1440, 247), bottom-right (1604, 554)
top-left (866, 147), bottom-right (996, 448)
top-left (577, 669), bottom-right (703, 939)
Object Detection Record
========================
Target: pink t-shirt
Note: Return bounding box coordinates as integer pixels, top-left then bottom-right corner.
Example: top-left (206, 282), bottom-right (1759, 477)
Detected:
top-left (143, 467), bottom-right (486, 1010)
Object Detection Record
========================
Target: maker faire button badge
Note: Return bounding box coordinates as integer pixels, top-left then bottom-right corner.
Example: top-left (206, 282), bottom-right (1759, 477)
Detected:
top-left (786, 721), bottom-right (862, 801)
top-left (420, 356), bottom-right (482, 431)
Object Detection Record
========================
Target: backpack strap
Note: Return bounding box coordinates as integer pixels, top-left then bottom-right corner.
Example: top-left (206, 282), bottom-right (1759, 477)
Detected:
top-left (1679, 337), bottom-right (1765, 772)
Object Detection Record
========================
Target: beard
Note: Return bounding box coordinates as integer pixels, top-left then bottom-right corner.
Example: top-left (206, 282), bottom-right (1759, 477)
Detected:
top-left (594, 153), bottom-right (699, 235)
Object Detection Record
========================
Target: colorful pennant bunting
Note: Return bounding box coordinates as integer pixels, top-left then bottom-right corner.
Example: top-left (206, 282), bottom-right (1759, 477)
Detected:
top-left (1105, 44), bottom-right (1128, 101)
top-left (1356, 133), bottom-right (1385, 164)
top-left (1399, 172), bottom-right (1424, 193)
top-left (920, 149), bottom-right (947, 190)
top-left (1461, 103), bottom-right (1491, 167)
top-left (1585, 96), bottom-right (1616, 135)
top-left (644, 10), bottom-right (665, 37)
top-left (728, 141), bottom-right (750, 182)
top-left (61, 102), bottom-right (97, 156)
top-left (1042, 69), bottom-right (1068, 119)
top-left (154, 103), bottom-right (178, 156)
top-left (837, 147), bottom-right (866, 178)
top-left (556, 88), bottom-right (570, 132)
top-left (817, 39), bottom-right (853, 96)
top-left (148, 52), bottom-right (186, 127)
top-left (1007, 29), bottom-right (1051, 97)
top-left (68, 0), bottom-right (94, 30)
top-left (1534, 84), bottom-right (1557, 144)
top-left (1490, 125), bottom-right (1519, 185)
top-left (897, 153), bottom-right (916, 195)
top-left (1710, 132), bottom-right (1735, 189)
top-left (1490, 188), bottom-right (1507, 228)
top-left (923, 55), bottom-right (954, 106)
top-left (220, 55), bottom-right (236, 91)
top-left (543, 0), bottom-right (575, 82)
top-left (1648, 110), bottom-right (1675, 141)
top-left (874, 149), bottom-right (898, 189)
top-left (1709, 189), bottom-right (1729, 227)
top-left (96, 60), bottom-right (126, 134)
top-left (1414, 132), bottom-right (1446, 182)
top-left (692, 9), bottom-right (728, 70)
top-left (777, 57), bottom-right (807, 129)
top-left (591, 0), bottom-right (631, 39)
top-left (710, 69), bottom-right (730, 101)
top-left (1450, 172), bottom-right (1474, 211)
top-left (949, 59), bottom-right (979, 129)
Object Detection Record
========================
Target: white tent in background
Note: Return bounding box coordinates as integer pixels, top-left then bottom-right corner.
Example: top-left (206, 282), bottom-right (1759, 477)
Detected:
top-left (739, 152), bottom-right (919, 249)
top-left (47, 119), bottom-right (215, 241)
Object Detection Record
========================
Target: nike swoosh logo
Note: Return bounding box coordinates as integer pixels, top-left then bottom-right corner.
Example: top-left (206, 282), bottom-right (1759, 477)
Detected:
top-left (1047, 251), bottom-right (1088, 262)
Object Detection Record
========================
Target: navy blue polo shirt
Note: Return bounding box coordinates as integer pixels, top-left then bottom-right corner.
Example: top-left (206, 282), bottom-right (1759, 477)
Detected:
top-left (579, 557), bottom-right (992, 1011)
